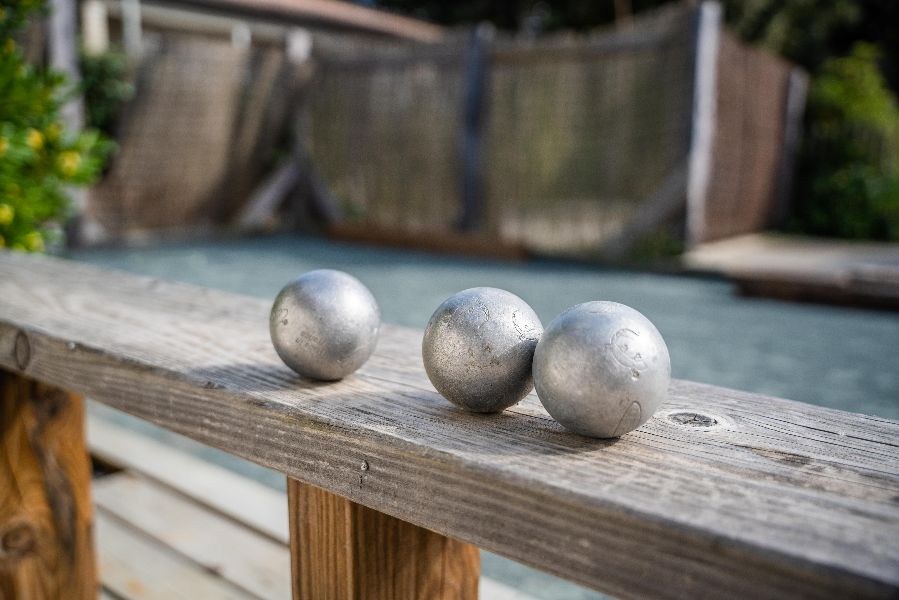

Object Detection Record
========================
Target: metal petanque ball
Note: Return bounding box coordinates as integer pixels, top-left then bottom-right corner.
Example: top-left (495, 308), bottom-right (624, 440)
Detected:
top-left (422, 287), bottom-right (543, 413)
top-left (533, 301), bottom-right (670, 438)
top-left (269, 269), bottom-right (380, 381)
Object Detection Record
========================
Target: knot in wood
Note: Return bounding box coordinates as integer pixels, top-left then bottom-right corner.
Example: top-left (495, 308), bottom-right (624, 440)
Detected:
top-left (1, 521), bottom-right (37, 559)
top-left (13, 331), bottom-right (31, 371)
top-left (668, 412), bottom-right (717, 428)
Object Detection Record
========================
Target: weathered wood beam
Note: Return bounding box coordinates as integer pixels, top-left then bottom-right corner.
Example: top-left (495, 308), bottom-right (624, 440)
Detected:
top-left (1, 250), bottom-right (898, 599)
top-left (288, 479), bottom-right (479, 599)
top-left (0, 371), bottom-right (95, 599)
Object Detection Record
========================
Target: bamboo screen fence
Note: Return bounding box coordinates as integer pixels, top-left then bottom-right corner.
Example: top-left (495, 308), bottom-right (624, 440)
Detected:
top-left (82, 2), bottom-right (805, 255)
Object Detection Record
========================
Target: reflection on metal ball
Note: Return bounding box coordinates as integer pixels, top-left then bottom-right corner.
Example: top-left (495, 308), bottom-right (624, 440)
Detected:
top-left (422, 287), bottom-right (543, 413)
top-left (533, 301), bottom-right (670, 438)
top-left (270, 269), bottom-right (380, 381)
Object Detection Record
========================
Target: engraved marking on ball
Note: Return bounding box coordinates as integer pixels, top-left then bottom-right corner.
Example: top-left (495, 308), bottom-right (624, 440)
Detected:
top-left (612, 401), bottom-right (642, 437)
top-left (512, 310), bottom-right (540, 341)
top-left (608, 328), bottom-right (647, 370)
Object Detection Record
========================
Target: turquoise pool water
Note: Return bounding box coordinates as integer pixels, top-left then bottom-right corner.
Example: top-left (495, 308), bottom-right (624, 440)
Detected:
top-left (72, 234), bottom-right (899, 599)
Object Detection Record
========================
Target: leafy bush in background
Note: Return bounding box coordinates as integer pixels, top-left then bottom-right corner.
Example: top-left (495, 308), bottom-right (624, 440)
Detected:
top-left (792, 43), bottom-right (899, 240)
top-left (0, 0), bottom-right (111, 252)
top-left (80, 48), bottom-right (133, 135)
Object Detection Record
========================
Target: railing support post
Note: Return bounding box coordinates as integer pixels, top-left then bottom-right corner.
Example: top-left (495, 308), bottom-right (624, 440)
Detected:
top-left (287, 478), bottom-right (480, 599)
top-left (0, 370), bottom-right (96, 599)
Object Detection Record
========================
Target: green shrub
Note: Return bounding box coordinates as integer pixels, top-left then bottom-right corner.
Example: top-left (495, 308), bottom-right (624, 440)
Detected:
top-left (793, 43), bottom-right (899, 240)
top-left (0, 0), bottom-right (111, 252)
top-left (80, 48), bottom-right (134, 135)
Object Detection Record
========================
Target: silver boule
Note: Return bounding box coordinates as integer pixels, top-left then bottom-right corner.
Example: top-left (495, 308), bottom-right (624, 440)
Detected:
top-left (533, 301), bottom-right (670, 438)
top-left (270, 269), bottom-right (380, 381)
top-left (422, 287), bottom-right (542, 413)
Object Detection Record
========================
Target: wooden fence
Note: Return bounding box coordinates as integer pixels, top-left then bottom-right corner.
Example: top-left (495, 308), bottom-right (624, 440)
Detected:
top-left (308, 4), bottom-right (697, 256)
top-left (2, 250), bottom-right (899, 598)
top-left (85, 28), bottom-right (305, 242)
top-left (698, 30), bottom-right (806, 242)
top-left (307, 2), bottom-right (806, 255)
top-left (78, 1), bottom-right (806, 254)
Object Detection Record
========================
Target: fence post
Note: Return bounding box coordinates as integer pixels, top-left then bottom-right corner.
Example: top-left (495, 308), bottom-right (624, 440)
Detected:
top-left (771, 67), bottom-right (809, 226)
top-left (287, 479), bottom-right (480, 599)
top-left (685, 1), bottom-right (721, 247)
top-left (0, 367), bottom-right (96, 599)
top-left (458, 23), bottom-right (493, 232)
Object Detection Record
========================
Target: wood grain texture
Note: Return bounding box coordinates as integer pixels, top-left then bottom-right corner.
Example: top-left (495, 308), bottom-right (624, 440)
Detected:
top-left (2, 250), bottom-right (899, 599)
top-left (288, 479), bottom-right (479, 600)
top-left (0, 372), bottom-right (96, 599)
top-left (95, 511), bottom-right (249, 600)
top-left (89, 418), bottom-right (528, 600)
top-left (94, 472), bottom-right (291, 599)
top-left (88, 414), bottom-right (288, 543)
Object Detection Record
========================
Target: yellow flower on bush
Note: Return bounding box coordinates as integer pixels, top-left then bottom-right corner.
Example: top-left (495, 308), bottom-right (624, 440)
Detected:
top-left (0, 137), bottom-right (7, 157)
top-left (24, 232), bottom-right (44, 252)
top-left (26, 128), bottom-right (43, 150)
top-left (46, 123), bottom-right (62, 141)
top-left (59, 150), bottom-right (81, 176)
top-left (0, 204), bottom-right (14, 226)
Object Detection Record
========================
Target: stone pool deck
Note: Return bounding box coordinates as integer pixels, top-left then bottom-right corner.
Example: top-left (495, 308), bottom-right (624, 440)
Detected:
top-left (684, 233), bottom-right (899, 310)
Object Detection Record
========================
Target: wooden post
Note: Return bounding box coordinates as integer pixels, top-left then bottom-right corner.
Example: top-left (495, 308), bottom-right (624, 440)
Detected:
top-left (771, 67), bottom-right (809, 226)
top-left (457, 23), bottom-right (493, 233)
top-left (685, 1), bottom-right (721, 247)
top-left (0, 370), bottom-right (96, 599)
top-left (287, 479), bottom-right (479, 600)
top-left (81, 0), bottom-right (110, 55)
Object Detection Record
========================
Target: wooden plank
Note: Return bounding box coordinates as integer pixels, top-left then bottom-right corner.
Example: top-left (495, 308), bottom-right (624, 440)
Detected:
top-left (94, 472), bottom-right (291, 599)
top-left (288, 479), bottom-right (479, 599)
top-left (91, 419), bottom-right (534, 599)
top-left (154, 0), bottom-right (444, 42)
top-left (0, 372), bottom-right (96, 599)
top-left (87, 414), bottom-right (289, 543)
top-left (1, 250), bottom-right (899, 599)
top-left (95, 510), bottom-right (250, 599)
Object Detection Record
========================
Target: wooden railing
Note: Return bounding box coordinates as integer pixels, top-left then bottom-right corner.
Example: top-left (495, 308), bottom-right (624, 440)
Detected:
top-left (1, 250), bottom-right (898, 599)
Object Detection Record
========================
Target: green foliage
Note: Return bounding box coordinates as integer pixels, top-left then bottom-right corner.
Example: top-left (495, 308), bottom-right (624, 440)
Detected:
top-left (719, 0), bottom-right (861, 74)
top-left (803, 166), bottom-right (899, 240)
top-left (0, 0), bottom-right (111, 252)
top-left (80, 48), bottom-right (134, 135)
top-left (809, 43), bottom-right (899, 138)
top-left (792, 43), bottom-right (899, 240)
top-left (628, 228), bottom-right (684, 264)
